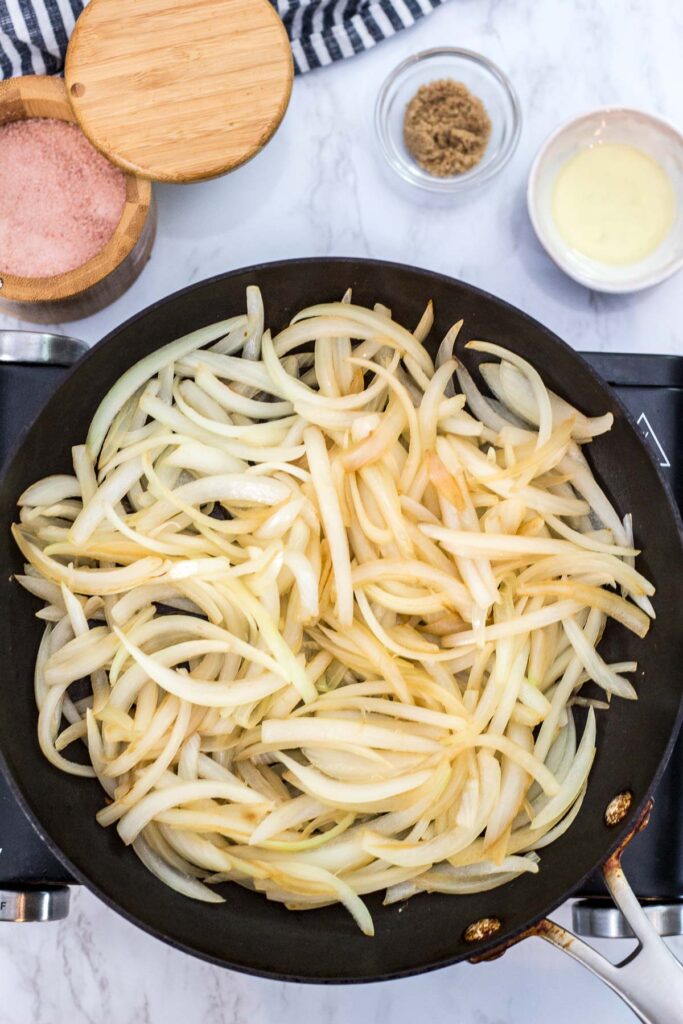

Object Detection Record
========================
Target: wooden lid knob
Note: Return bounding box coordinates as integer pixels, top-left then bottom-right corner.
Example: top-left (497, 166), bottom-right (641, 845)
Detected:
top-left (65, 0), bottom-right (293, 183)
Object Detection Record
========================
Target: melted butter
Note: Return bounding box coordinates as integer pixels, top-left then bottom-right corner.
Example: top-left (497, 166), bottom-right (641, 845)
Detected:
top-left (552, 143), bottom-right (676, 265)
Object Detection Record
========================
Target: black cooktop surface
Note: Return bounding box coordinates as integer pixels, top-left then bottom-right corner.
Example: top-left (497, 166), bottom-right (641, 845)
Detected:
top-left (0, 349), bottom-right (681, 899)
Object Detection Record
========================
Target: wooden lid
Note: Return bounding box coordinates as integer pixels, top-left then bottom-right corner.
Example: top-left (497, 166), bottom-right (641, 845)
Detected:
top-left (64, 0), bottom-right (293, 183)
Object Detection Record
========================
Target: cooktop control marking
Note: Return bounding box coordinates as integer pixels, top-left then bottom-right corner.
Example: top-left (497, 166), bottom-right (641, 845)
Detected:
top-left (637, 412), bottom-right (671, 468)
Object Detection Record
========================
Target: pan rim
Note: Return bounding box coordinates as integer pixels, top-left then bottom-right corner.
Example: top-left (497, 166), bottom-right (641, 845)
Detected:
top-left (1, 256), bottom-right (682, 982)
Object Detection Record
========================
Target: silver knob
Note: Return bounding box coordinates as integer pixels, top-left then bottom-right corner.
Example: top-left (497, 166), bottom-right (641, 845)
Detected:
top-left (0, 886), bottom-right (70, 923)
top-left (0, 330), bottom-right (87, 367)
top-left (573, 899), bottom-right (683, 938)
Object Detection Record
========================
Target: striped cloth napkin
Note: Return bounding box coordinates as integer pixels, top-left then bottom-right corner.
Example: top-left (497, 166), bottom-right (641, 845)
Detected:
top-left (0, 0), bottom-right (444, 78)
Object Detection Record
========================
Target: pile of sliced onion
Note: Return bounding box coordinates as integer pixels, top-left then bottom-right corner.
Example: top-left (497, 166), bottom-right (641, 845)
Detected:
top-left (14, 286), bottom-right (653, 934)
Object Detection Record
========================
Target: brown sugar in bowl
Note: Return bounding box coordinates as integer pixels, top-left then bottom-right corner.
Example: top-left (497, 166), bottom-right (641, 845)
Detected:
top-left (0, 75), bottom-right (155, 324)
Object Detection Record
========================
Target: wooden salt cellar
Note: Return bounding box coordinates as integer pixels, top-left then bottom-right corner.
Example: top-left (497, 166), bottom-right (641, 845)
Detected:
top-left (0, 76), bottom-right (155, 324)
top-left (0, 0), bottom-right (293, 323)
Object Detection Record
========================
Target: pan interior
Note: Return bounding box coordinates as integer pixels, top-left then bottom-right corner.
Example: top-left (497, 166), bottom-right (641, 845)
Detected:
top-left (0, 258), bottom-right (681, 981)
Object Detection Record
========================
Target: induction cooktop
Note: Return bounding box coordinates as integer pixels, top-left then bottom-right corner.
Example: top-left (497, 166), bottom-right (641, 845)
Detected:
top-left (0, 334), bottom-right (680, 936)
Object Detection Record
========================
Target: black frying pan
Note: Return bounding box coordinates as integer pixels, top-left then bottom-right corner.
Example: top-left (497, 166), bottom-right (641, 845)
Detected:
top-left (0, 259), bottom-right (681, 988)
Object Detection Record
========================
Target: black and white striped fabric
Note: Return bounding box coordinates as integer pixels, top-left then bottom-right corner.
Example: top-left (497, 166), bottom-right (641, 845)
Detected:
top-left (0, 0), bottom-right (444, 79)
top-left (275, 0), bottom-right (444, 74)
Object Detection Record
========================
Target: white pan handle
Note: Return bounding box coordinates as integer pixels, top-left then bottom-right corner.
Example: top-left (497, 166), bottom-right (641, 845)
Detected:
top-left (469, 801), bottom-right (683, 1024)
top-left (538, 857), bottom-right (683, 1024)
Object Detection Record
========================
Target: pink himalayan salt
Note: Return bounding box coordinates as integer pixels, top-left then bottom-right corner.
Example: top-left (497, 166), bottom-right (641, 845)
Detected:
top-left (0, 118), bottom-right (127, 279)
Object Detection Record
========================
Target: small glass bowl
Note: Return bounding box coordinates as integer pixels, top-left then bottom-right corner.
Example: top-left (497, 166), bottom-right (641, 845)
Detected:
top-left (375, 47), bottom-right (521, 193)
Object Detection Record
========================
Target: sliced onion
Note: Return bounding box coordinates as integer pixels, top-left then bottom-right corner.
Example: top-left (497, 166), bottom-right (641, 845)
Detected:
top-left (12, 285), bottom-right (652, 935)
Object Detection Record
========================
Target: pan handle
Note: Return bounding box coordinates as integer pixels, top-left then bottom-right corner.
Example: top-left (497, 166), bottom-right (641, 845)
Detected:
top-left (470, 804), bottom-right (683, 1023)
top-left (538, 856), bottom-right (683, 1024)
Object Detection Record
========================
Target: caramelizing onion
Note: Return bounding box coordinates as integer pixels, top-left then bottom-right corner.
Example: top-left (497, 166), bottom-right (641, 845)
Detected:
top-left (13, 287), bottom-right (653, 934)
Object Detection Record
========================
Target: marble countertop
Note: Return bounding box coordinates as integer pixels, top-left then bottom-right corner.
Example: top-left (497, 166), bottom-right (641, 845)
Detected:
top-left (1, 0), bottom-right (682, 1021)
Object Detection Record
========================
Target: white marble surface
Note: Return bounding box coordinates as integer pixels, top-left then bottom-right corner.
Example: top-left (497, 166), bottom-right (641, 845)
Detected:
top-left (2, 0), bottom-right (682, 1021)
